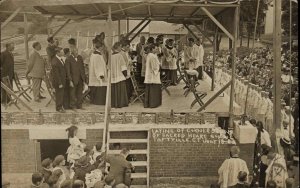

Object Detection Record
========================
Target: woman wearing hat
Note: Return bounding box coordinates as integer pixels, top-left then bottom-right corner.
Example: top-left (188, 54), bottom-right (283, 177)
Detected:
top-left (52, 155), bottom-right (70, 186)
top-left (73, 155), bottom-right (101, 183)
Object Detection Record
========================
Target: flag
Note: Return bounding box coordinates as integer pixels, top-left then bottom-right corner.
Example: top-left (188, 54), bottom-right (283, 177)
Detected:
top-left (251, 129), bottom-right (262, 187)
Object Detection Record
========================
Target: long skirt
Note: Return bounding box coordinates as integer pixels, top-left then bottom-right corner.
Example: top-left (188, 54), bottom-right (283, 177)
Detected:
top-left (144, 84), bottom-right (162, 108)
top-left (89, 86), bottom-right (107, 105)
top-left (126, 78), bottom-right (133, 100)
top-left (111, 80), bottom-right (129, 108)
top-left (168, 69), bottom-right (177, 85)
top-left (63, 81), bottom-right (70, 109)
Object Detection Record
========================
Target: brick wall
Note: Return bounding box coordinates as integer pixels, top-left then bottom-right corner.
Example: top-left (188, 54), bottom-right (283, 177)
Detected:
top-left (1, 129), bottom-right (37, 173)
top-left (150, 137), bottom-right (254, 177)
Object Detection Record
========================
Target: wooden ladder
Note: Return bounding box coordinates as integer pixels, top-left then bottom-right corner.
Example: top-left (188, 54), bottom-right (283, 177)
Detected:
top-left (107, 127), bottom-right (150, 188)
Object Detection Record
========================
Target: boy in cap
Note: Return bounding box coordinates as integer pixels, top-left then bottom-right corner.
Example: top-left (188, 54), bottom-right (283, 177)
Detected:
top-left (40, 158), bottom-right (53, 184)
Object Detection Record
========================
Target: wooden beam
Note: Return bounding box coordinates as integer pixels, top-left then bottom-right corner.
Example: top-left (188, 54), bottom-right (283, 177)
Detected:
top-left (24, 14), bottom-right (29, 61)
top-left (200, 7), bottom-right (234, 41)
top-left (183, 23), bottom-right (199, 40)
top-left (33, 6), bottom-right (49, 14)
top-left (211, 27), bottom-right (218, 91)
top-left (118, 20), bottom-right (121, 41)
top-left (148, 5), bottom-right (152, 17)
top-left (228, 6), bottom-right (239, 128)
top-left (51, 19), bottom-right (71, 37)
top-left (103, 4), bottom-right (112, 155)
top-left (190, 20), bottom-right (213, 44)
top-left (191, 7), bottom-right (201, 17)
top-left (129, 20), bottom-right (151, 43)
top-left (197, 80), bottom-right (232, 112)
top-left (252, 0), bottom-right (260, 49)
top-left (66, 5), bottom-right (80, 14)
top-left (91, 3), bottom-right (103, 14)
top-left (169, 6), bottom-right (175, 16)
top-left (1, 7), bottom-right (23, 30)
top-left (273, 0), bottom-right (282, 131)
top-left (0, 10), bottom-right (41, 15)
top-left (14, 0), bottom-right (239, 7)
top-left (118, 4), bottom-right (127, 16)
top-left (125, 18), bottom-right (147, 39)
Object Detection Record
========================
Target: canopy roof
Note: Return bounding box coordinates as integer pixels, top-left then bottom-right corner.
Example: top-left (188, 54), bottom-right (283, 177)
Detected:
top-left (13, 0), bottom-right (240, 23)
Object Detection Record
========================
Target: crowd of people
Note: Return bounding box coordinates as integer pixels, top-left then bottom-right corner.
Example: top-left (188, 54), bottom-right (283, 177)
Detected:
top-left (0, 32), bottom-right (207, 111)
top-left (29, 125), bottom-right (133, 188)
top-left (208, 45), bottom-right (299, 156)
top-left (215, 118), bottom-right (297, 188)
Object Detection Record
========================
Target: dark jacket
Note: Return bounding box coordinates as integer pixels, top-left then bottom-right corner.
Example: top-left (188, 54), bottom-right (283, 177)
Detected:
top-left (50, 56), bottom-right (67, 89)
top-left (27, 51), bottom-right (46, 78)
top-left (65, 55), bottom-right (85, 85)
top-left (0, 50), bottom-right (14, 80)
top-left (106, 154), bottom-right (133, 186)
top-left (39, 168), bottom-right (52, 184)
top-left (46, 45), bottom-right (56, 63)
top-left (73, 160), bottom-right (100, 182)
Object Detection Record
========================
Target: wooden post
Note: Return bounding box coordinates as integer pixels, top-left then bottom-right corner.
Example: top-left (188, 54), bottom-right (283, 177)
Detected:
top-left (24, 13), bottom-right (30, 84)
top-left (252, 0), bottom-right (260, 49)
top-left (288, 0), bottom-right (292, 138)
top-left (129, 20), bottom-right (151, 43)
top-left (273, 0), bottom-right (282, 140)
top-left (211, 27), bottom-right (217, 91)
top-left (127, 18), bottom-right (129, 33)
top-left (103, 5), bottom-right (112, 152)
top-left (76, 31), bottom-right (80, 49)
top-left (118, 20), bottom-right (121, 41)
top-left (229, 6), bottom-right (239, 128)
top-left (86, 31), bottom-right (89, 49)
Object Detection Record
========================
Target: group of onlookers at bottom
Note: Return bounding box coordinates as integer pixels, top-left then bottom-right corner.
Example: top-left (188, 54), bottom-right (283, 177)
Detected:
top-left (213, 119), bottom-right (297, 188)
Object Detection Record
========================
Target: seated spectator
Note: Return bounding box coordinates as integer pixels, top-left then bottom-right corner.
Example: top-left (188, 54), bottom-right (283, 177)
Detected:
top-left (72, 180), bottom-right (84, 188)
top-left (84, 146), bottom-right (95, 164)
top-left (40, 158), bottom-right (53, 184)
top-left (60, 179), bottom-right (73, 188)
top-left (229, 171), bottom-right (250, 188)
top-left (48, 169), bottom-right (64, 188)
top-left (266, 180), bottom-right (277, 188)
top-left (104, 175), bottom-right (128, 188)
top-left (73, 155), bottom-right (101, 182)
top-left (53, 155), bottom-right (70, 184)
top-left (31, 172), bottom-right (49, 188)
top-left (93, 142), bottom-right (103, 162)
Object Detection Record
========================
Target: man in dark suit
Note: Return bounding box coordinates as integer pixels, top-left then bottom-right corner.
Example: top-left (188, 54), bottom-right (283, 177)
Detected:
top-left (50, 47), bottom-right (66, 113)
top-left (46, 37), bottom-right (58, 65)
top-left (0, 42), bottom-right (15, 104)
top-left (65, 48), bottom-right (86, 110)
top-left (106, 148), bottom-right (133, 187)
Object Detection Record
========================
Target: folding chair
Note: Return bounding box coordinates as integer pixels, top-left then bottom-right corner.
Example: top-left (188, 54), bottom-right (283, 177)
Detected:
top-left (44, 71), bottom-right (56, 107)
top-left (189, 77), bottom-right (207, 109)
top-left (183, 70), bottom-right (200, 97)
top-left (13, 72), bottom-right (32, 101)
top-left (130, 72), bottom-right (145, 104)
top-left (176, 58), bottom-right (187, 85)
top-left (1, 76), bottom-right (33, 111)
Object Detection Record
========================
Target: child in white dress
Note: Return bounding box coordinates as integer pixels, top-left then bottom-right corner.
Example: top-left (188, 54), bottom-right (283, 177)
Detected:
top-left (66, 126), bottom-right (86, 164)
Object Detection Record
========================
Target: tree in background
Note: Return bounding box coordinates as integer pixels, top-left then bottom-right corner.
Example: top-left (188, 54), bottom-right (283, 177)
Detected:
top-left (239, 0), bottom-right (268, 47)
top-left (282, 0), bottom-right (298, 36)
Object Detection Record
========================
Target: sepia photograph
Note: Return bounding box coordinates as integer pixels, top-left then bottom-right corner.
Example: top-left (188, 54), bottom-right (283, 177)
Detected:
top-left (0, 0), bottom-right (298, 187)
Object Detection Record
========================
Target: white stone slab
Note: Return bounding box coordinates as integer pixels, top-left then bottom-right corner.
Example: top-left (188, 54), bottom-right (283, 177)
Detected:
top-left (29, 128), bottom-right (86, 140)
top-left (233, 120), bottom-right (257, 144)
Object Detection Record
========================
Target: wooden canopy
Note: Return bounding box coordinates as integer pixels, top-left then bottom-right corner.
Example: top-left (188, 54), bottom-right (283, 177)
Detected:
top-left (12, 0), bottom-right (239, 24)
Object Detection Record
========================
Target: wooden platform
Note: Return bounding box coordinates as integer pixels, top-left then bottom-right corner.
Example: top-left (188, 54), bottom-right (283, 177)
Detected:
top-left (1, 74), bottom-right (240, 114)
